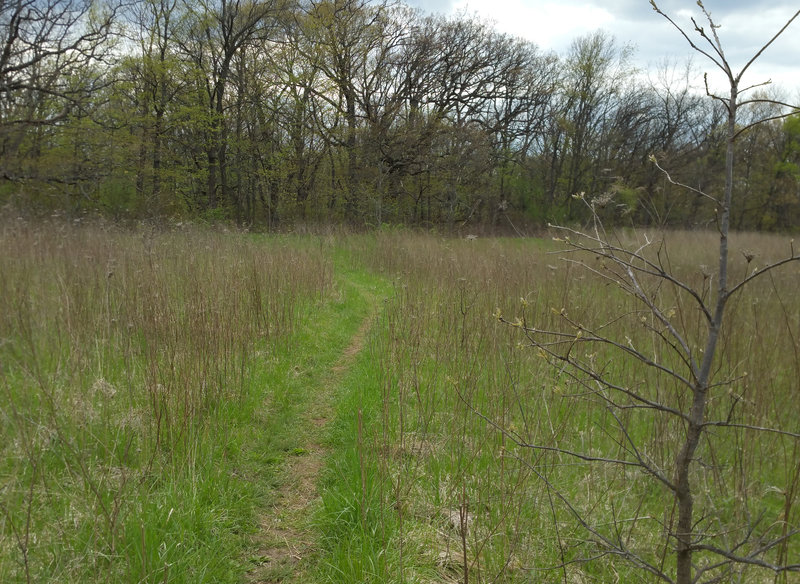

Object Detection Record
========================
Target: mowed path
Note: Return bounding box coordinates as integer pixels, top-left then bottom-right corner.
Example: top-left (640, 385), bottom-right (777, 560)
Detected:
top-left (245, 275), bottom-right (381, 583)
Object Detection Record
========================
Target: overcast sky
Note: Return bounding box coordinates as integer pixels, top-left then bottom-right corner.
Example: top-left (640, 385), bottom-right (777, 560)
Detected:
top-left (402, 0), bottom-right (800, 96)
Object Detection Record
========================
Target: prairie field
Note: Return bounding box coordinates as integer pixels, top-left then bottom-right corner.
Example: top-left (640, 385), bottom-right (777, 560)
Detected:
top-left (1, 221), bottom-right (798, 583)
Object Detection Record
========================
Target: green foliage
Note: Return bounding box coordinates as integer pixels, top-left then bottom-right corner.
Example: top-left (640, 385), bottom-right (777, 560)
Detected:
top-left (776, 113), bottom-right (800, 181)
top-left (3, 0), bottom-right (795, 230)
top-left (97, 176), bottom-right (138, 218)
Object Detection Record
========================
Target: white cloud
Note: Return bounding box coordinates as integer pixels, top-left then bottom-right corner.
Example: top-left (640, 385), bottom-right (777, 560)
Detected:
top-left (451, 0), bottom-right (615, 51)
top-left (440, 0), bottom-right (800, 94)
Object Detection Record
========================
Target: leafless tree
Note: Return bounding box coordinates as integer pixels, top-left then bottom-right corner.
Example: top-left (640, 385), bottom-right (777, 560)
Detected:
top-left (178, 0), bottom-right (286, 210)
top-left (498, 3), bottom-right (800, 583)
top-left (0, 0), bottom-right (118, 176)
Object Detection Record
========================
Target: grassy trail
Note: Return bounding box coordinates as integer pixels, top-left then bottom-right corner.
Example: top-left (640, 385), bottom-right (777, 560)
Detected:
top-left (245, 260), bottom-right (389, 584)
top-left (5, 229), bottom-right (797, 584)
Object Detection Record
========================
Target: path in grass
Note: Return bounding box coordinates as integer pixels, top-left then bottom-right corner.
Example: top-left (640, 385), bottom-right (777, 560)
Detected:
top-left (245, 265), bottom-right (385, 584)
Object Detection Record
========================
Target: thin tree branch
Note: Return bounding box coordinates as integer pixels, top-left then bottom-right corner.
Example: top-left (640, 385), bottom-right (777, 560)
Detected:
top-left (734, 113), bottom-right (800, 141)
top-left (701, 421), bottom-right (800, 439)
top-left (649, 2), bottom-right (723, 74)
top-left (726, 254), bottom-right (800, 299)
top-left (736, 9), bottom-right (800, 84)
top-left (649, 155), bottom-right (717, 203)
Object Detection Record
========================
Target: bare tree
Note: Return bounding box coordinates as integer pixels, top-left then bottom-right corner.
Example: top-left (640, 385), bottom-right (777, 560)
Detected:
top-left (178, 0), bottom-right (285, 210)
top-left (498, 3), bottom-right (800, 583)
top-left (120, 0), bottom-right (186, 211)
top-left (293, 0), bottom-right (399, 223)
top-left (0, 0), bottom-right (118, 176)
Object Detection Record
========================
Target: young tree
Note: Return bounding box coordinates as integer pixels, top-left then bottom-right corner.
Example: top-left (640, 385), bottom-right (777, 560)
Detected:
top-left (118, 0), bottom-right (191, 214)
top-left (499, 3), bottom-right (800, 583)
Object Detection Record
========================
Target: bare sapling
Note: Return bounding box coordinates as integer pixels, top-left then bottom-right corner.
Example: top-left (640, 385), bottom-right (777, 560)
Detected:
top-left (496, 3), bottom-right (800, 583)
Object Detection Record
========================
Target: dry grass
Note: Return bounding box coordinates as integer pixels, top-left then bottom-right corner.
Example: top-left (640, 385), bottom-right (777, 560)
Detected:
top-left (0, 219), bottom-right (332, 583)
top-left (2, 223), bottom-right (797, 583)
top-left (350, 228), bottom-right (800, 583)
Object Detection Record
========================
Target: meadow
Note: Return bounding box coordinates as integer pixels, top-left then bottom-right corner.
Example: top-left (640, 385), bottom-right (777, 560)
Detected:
top-left (1, 221), bottom-right (798, 583)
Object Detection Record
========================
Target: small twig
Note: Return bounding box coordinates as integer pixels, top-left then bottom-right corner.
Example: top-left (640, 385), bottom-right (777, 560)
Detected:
top-left (649, 155), bottom-right (716, 203)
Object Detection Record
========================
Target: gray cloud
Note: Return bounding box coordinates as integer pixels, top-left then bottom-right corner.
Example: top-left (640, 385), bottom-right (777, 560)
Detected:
top-left (623, 2), bottom-right (800, 90)
top-left (558, 1), bottom-right (799, 91)
top-left (396, 0), bottom-right (799, 91)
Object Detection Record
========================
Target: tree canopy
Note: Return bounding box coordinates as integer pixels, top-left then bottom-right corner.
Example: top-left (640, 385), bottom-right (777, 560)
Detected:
top-left (1, 0), bottom-right (798, 230)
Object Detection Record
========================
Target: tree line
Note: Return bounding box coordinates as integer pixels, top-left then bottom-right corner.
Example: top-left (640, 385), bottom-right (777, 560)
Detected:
top-left (1, 0), bottom-right (798, 230)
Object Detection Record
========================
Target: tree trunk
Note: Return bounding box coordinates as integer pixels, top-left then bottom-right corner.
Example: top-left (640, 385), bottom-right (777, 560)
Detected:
top-left (344, 90), bottom-right (358, 223)
top-left (674, 393), bottom-right (705, 584)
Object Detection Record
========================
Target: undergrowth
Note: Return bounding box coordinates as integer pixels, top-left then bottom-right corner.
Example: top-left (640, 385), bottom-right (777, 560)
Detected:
top-left (0, 220), bottom-right (332, 583)
top-left (2, 225), bottom-right (798, 583)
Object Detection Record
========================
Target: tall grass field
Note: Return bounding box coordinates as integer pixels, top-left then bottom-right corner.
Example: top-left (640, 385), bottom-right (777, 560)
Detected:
top-left (2, 221), bottom-right (798, 583)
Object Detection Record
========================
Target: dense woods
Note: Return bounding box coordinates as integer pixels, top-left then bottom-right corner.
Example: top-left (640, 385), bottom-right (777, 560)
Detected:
top-left (1, 0), bottom-right (798, 230)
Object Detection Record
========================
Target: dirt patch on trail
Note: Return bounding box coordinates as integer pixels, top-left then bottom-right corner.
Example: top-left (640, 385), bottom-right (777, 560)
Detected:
top-left (246, 449), bottom-right (325, 583)
top-left (245, 312), bottom-right (375, 583)
top-left (332, 312), bottom-right (374, 372)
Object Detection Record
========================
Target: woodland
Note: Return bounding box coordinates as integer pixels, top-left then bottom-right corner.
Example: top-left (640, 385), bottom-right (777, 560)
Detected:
top-left (2, 0), bottom-right (799, 230)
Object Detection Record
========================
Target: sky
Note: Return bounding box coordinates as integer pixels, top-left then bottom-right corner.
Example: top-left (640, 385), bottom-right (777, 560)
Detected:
top-left (402, 0), bottom-right (800, 96)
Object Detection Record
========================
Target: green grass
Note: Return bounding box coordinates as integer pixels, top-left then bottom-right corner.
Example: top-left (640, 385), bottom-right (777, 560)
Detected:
top-left (308, 275), bottom-right (429, 583)
top-left (341, 230), bottom-right (800, 583)
top-left (0, 222), bottom-right (333, 583)
top-left (2, 225), bottom-right (798, 584)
